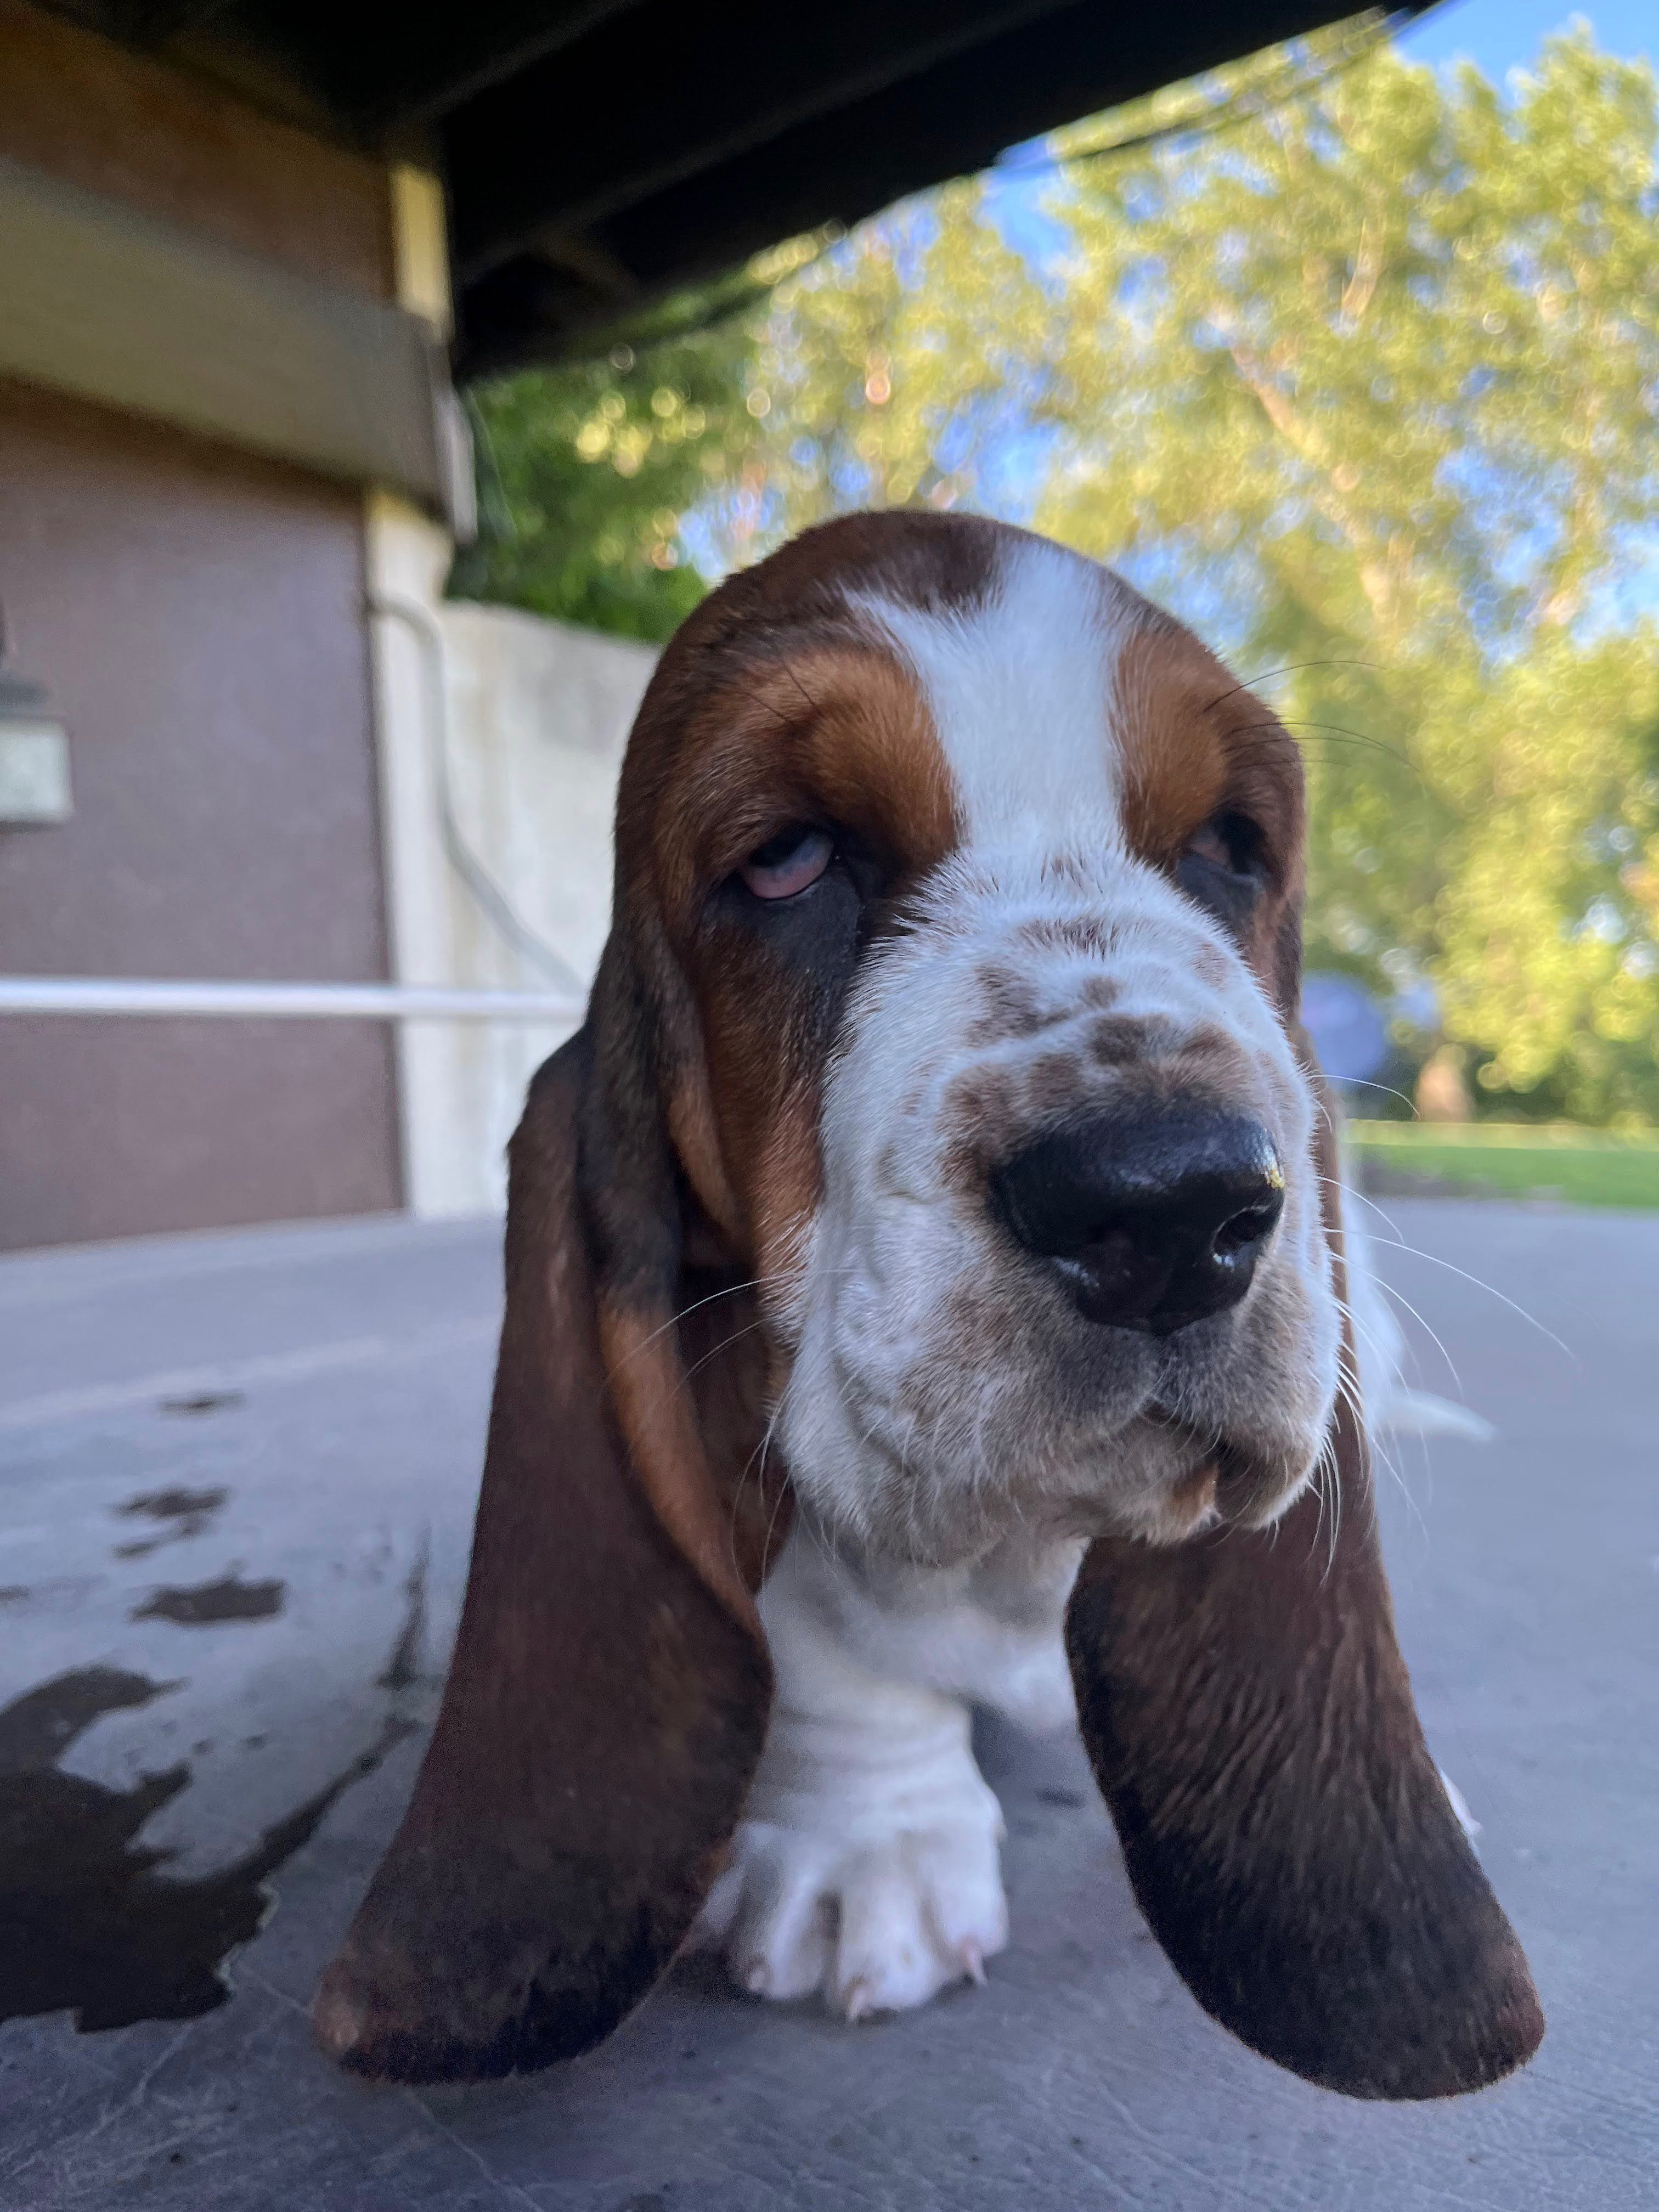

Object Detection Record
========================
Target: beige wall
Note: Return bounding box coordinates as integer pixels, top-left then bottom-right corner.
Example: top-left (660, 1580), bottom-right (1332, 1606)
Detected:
top-left (0, 1), bottom-right (393, 297)
top-left (374, 576), bottom-right (656, 1218)
top-left (0, 381), bottom-right (402, 1250)
top-left (0, 4), bottom-right (636, 1244)
top-left (0, 7), bottom-right (409, 1250)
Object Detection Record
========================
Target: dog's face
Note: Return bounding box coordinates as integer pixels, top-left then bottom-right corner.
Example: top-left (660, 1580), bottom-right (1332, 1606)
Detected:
top-left (317, 511), bottom-right (1541, 2104)
top-left (624, 515), bottom-right (1338, 1563)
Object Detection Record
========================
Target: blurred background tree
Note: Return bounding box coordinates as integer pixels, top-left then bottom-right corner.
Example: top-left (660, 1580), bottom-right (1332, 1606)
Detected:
top-left (451, 320), bottom-right (751, 642)
top-left (454, 27), bottom-right (1659, 1123)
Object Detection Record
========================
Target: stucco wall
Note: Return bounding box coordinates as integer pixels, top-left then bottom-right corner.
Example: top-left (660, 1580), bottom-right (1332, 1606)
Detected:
top-left (0, 380), bottom-right (402, 1250)
top-left (381, 586), bottom-right (657, 1218)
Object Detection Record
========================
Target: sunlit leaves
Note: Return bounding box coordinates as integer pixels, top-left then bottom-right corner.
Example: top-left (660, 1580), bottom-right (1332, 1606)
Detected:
top-left (452, 321), bottom-right (755, 640)
top-left (1037, 29), bottom-right (1659, 1120)
top-left (457, 29), bottom-right (1659, 1118)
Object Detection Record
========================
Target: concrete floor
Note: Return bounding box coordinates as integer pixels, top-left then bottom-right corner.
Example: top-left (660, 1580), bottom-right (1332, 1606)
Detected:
top-left (1, 1197), bottom-right (1655, 2210)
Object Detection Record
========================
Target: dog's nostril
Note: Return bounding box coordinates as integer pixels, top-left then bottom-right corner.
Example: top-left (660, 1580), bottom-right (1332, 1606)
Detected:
top-left (991, 1107), bottom-right (1284, 1335)
top-left (1212, 1201), bottom-right (1281, 1258)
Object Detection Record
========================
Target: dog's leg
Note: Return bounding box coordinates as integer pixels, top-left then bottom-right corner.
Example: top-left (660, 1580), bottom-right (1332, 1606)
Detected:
top-left (691, 1526), bottom-right (1076, 2017)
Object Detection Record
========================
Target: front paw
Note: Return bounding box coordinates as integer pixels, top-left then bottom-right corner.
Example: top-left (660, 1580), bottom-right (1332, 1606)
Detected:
top-left (692, 1805), bottom-right (1008, 2020)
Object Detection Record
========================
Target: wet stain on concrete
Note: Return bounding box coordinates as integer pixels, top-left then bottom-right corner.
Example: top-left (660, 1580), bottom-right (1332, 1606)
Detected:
top-left (112, 1485), bottom-right (228, 1561)
top-left (0, 1667), bottom-right (174, 1773)
top-left (377, 1539), bottom-right (428, 1692)
top-left (132, 1575), bottom-right (284, 1626)
top-left (0, 1630), bottom-right (421, 2032)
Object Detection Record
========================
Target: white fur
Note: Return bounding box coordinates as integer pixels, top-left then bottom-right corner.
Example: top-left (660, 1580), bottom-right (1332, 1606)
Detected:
top-left (698, 1269), bottom-right (1477, 2024)
top-left (691, 1525), bottom-right (1075, 2016)
top-left (710, 535), bottom-right (1348, 2019)
top-left (855, 534), bottom-right (1133, 842)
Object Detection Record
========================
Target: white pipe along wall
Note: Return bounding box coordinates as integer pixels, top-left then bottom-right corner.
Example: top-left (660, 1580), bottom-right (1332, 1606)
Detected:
top-left (366, 165), bottom-right (656, 1220)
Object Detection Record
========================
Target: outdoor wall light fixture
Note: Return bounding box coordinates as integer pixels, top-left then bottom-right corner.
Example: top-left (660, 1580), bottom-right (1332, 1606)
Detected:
top-left (0, 604), bottom-right (72, 825)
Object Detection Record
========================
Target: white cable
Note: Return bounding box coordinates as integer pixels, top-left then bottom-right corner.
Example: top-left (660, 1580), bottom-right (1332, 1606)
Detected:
top-left (367, 592), bottom-right (587, 996)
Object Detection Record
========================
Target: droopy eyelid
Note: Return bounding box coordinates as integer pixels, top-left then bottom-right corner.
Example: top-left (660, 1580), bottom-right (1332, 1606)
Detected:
top-left (739, 825), bottom-right (834, 901)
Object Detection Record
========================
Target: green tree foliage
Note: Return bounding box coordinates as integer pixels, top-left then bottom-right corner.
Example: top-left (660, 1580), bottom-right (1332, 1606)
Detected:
top-left (456, 29), bottom-right (1659, 1121)
top-left (452, 324), bottom-right (749, 642)
top-left (719, 182), bottom-right (1047, 548)
top-left (1038, 30), bottom-right (1659, 1122)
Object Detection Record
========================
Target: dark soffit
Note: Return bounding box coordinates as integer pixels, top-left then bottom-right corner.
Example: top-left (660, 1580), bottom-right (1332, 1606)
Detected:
top-left (33, 0), bottom-right (1424, 376)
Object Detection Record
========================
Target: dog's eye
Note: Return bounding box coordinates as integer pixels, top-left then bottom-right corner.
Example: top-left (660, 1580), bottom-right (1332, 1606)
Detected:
top-left (1177, 811), bottom-right (1266, 932)
top-left (1184, 812), bottom-right (1263, 878)
top-left (740, 825), bottom-right (833, 901)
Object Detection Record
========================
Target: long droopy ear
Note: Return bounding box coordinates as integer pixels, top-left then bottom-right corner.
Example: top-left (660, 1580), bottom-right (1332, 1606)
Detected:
top-left (1065, 1107), bottom-right (1544, 2099)
top-left (313, 1009), bottom-right (774, 2082)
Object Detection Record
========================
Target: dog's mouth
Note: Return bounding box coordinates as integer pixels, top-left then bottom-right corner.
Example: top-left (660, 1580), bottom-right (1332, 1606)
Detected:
top-left (1211, 1431), bottom-right (1323, 1531)
top-left (1161, 1455), bottom-right (1221, 1537)
top-left (1141, 1409), bottom-right (1317, 1542)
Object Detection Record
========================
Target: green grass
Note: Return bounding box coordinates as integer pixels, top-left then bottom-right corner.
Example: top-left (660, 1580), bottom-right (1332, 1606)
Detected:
top-left (1345, 1119), bottom-right (1659, 1210)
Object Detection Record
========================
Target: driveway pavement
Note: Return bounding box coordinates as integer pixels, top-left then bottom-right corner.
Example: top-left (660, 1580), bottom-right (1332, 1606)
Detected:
top-left (1, 1197), bottom-right (1654, 2210)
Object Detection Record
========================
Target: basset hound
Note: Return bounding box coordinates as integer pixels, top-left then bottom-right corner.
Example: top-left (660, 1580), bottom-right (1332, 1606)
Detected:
top-left (314, 512), bottom-right (1542, 2098)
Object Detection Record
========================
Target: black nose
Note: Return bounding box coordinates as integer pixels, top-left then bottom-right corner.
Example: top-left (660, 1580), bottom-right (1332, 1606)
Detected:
top-left (990, 1107), bottom-right (1285, 1335)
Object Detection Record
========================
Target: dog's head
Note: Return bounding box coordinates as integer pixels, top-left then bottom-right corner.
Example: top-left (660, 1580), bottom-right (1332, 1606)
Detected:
top-left (315, 514), bottom-right (1541, 2098)
top-left (651, 516), bottom-right (1335, 1560)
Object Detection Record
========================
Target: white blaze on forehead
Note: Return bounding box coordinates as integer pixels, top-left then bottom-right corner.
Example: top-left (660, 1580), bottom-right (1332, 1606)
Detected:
top-left (855, 534), bottom-right (1140, 847)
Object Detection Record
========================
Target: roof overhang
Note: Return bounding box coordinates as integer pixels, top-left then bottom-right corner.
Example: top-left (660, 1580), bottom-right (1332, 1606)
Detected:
top-left (35, 1), bottom-right (1427, 379)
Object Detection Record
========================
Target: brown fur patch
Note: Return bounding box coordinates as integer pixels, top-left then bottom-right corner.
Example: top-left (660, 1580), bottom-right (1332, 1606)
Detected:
top-left (1016, 913), bottom-right (1114, 960)
top-left (676, 1275), bottom-right (791, 1593)
top-left (1114, 621), bottom-right (1307, 1014)
top-left (1068, 1410), bottom-right (1543, 2096)
top-left (313, 1040), bottom-right (772, 2084)
top-left (646, 644), bottom-right (958, 928)
top-left (611, 562), bottom-right (967, 1279)
top-left (599, 1299), bottom-right (759, 1631)
top-left (1116, 625), bottom-right (1234, 866)
top-left (936, 1065), bottom-right (1024, 1190)
top-left (1086, 1016), bottom-right (1146, 1068)
top-left (748, 1084), bottom-right (825, 1293)
top-left (1190, 941), bottom-right (1231, 990)
top-left (966, 962), bottom-right (1047, 1045)
top-left (1164, 1459), bottom-right (1220, 1533)
top-left (667, 1066), bottom-right (742, 1245)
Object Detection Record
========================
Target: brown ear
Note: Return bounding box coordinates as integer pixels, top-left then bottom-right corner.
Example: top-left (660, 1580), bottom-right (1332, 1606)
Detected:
top-left (312, 1023), bottom-right (775, 2083)
top-left (1065, 1112), bottom-right (1544, 2099)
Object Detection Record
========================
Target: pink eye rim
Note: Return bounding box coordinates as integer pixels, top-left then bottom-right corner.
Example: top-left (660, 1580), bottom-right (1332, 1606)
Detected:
top-left (739, 824), bottom-right (834, 901)
top-left (1183, 809), bottom-right (1265, 879)
top-left (1184, 820), bottom-right (1234, 872)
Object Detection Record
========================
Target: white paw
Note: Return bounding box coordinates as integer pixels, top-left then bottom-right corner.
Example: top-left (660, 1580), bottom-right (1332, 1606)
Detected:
top-left (693, 1801), bottom-right (1008, 2019)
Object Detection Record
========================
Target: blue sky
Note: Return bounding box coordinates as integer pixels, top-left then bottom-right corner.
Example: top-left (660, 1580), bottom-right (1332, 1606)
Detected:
top-left (985, 0), bottom-right (1656, 274)
top-left (1395, 0), bottom-right (1652, 81)
top-left (962, 0), bottom-right (1659, 623)
top-left (694, 0), bottom-right (1656, 581)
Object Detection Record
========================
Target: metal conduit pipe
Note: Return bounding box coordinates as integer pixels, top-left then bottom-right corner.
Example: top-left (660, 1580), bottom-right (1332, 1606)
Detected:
top-left (0, 978), bottom-right (584, 1022)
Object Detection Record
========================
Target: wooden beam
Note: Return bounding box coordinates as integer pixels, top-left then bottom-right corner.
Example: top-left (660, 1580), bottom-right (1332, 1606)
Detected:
top-left (454, 0), bottom-right (1383, 373)
top-left (0, 154), bottom-right (470, 523)
top-left (445, 0), bottom-right (1073, 276)
top-left (311, 0), bottom-right (637, 130)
